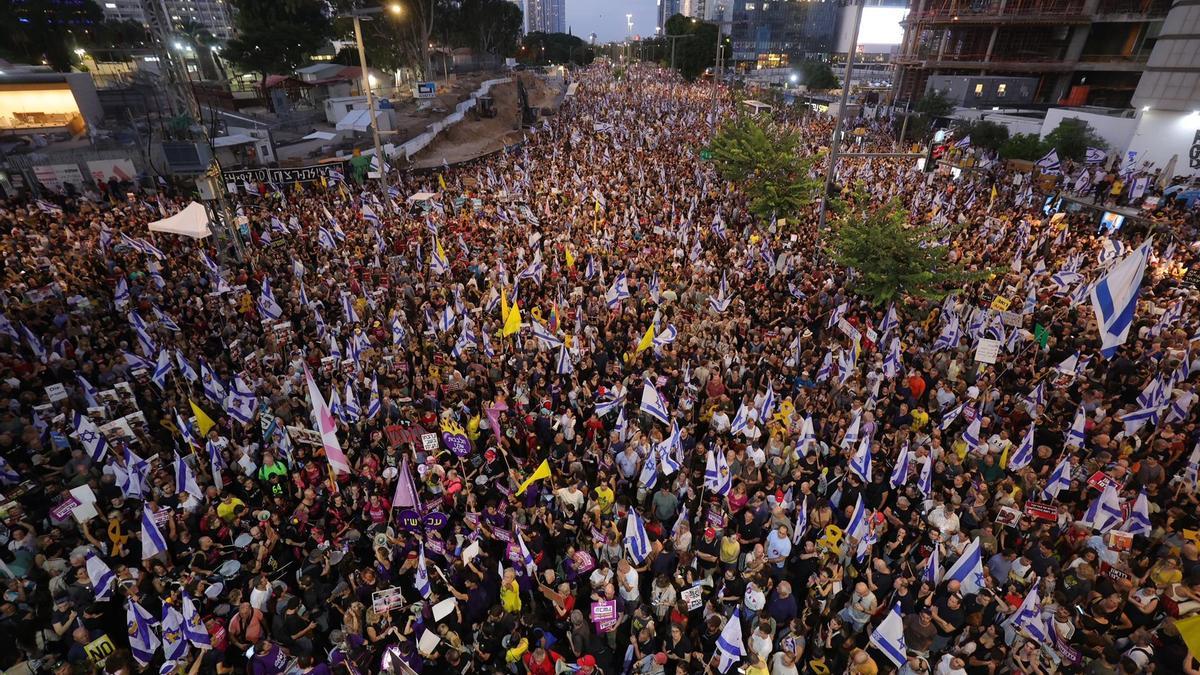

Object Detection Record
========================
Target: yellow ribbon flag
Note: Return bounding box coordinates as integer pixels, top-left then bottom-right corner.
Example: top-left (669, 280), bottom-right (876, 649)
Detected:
top-left (189, 399), bottom-right (215, 438)
top-left (635, 324), bottom-right (655, 353)
top-left (515, 459), bottom-right (551, 496)
top-left (438, 173), bottom-right (447, 191)
top-left (500, 287), bottom-right (511, 323)
top-left (989, 185), bottom-right (998, 210)
top-left (1175, 615), bottom-right (1200, 658)
top-left (564, 247), bottom-right (575, 268)
top-left (502, 300), bottom-right (522, 337)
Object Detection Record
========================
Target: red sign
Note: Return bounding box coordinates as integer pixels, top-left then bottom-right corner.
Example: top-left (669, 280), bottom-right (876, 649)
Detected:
top-left (1023, 501), bottom-right (1058, 522)
top-left (1087, 471), bottom-right (1121, 492)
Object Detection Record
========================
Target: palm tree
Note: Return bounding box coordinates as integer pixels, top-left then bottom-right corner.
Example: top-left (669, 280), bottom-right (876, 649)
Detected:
top-left (176, 19), bottom-right (223, 81)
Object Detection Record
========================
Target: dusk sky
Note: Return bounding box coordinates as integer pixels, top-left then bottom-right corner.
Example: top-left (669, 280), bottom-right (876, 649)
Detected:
top-left (565, 0), bottom-right (658, 43)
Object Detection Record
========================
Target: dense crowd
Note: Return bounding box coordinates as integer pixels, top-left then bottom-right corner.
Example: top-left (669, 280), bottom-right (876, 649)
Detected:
top-left (0, 62), bottom-right (1198, 675)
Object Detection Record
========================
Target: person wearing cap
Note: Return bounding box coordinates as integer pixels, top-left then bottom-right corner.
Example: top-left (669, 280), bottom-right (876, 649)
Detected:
top-left (576, 653), bottom-right (602, 674)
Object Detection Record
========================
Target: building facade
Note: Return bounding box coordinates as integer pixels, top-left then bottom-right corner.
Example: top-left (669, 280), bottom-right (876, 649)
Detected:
top-left (658, 0), bottom-right (683, 34)
top-left (893, 0), bottom-right (1174, 107)
top-left (727, 0), bottom-right (905, 69)
top-left (100, 0), bottom-right (235, 40)
top-left (525, 0), bottom-right (566, 34)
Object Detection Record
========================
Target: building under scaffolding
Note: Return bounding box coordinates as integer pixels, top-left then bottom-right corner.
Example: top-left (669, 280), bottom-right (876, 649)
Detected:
top-left (894, 0), bottom-right (1173, 107)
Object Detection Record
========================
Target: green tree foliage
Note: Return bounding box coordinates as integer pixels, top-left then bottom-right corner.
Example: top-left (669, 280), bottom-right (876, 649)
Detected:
top-left (452, 0), bottom-right (523, 57)
top-left (900, 90), bottom-right (955, 143)
top-left (518, 32), bottom-right (592, 65)
top-left (225, 0), bottom-right (333, 82)
top-left (828, 196), bottom-right (993, 304)
top-left (661, 14), bottom-right (718, 81)
top-left (999, 133), bottom-right (1049, 161)
top-left (1043, 118), bottom-right (1107, 162)
top-left (798, 61), bottom-right (838, 90)
top-left (0, 0), bottom-right (103, 71)
top-left (956, 120), bottom-right (1009, 152)
top-left (707, 115), bottom-right (821, 223)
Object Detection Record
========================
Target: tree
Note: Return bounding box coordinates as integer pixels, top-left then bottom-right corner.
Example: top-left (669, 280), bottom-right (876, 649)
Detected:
top-left (798, 61), bottom-right (838, 90)
top-left (0, 0), bottom-right (104, 71)
top-left (518, 32), bottom-right (590, 65)
top-left (453, 0), bottom-right (522, 57)
top-left (828, 196), bottom-right (994, 304)
top-left (956, 120), bottom-right (1009, 152)
top-left (1043, 118), bottom-right (1107, 162)
top-left (225, 0), bottom-right (332, 83)
top-left (900, 90), bottom-right (955, 143)
top-left (999, 133), bottom-right (1049, 161)
top-left (661, 14), bottom-right (718, 81)
top-left (708, 115), bottom-right (821, 223)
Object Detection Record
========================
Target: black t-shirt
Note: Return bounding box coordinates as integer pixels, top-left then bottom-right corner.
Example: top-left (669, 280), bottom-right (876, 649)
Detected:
top-left (933, 597), bottom-right (965, 637)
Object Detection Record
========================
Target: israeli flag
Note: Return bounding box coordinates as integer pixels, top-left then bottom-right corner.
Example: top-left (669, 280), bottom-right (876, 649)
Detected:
top-left (1008, 424), bottom-right (1035, 472)
top-left (0, 313), bottom-right (18, 341)
top-left (367, 375), bottom-right (381, 419)
top-left (153, 306), bottom-right (181, 332)
top-left (342, 382), bottom-right (362, 423)
top-left (415, 542), bottom-right (431, 599)
top-left (923, 546), bottom-right (941, 585)
top-left (114, 276), bottom-right (131, 309)
top-left (162, 602), bottom-right (188, 663)
top-left (827, 302), bottom-right (848, 328)
top-left (798, 415), bottom-right (817, 456)
top-left (1085, 483), bottom-right (1123, 533)
top-left (945, 536), bottom-right (986, 594)
top-left (126, 598), bottom-right (161, 667)
top-left (869, 603), bottom-right (908, 668)
top-left (757, 381), bottom-right (776, 425)
top-left (649, 273), bottom-right (661, 304)
top-left (595, 391), bottom-right (626, 418)
top-left (792, 495), bottom-right (809, 544)
top-left (962, 417), bottom-right (982, 454)
top-left (846, 494), bottom-right (869, 544)
top-left (730, 401), bottom-right (750, 436)
top-left (652, 323), bottom-right (678, 350)
top-left (199, 361), bottom-right (227, 404)
top-left (555, 344), bottom-right (574, 375)
top-left (625, 511), bottom-right (651, 564)
top-left (174, 452), bottom-right (203, 501)
top-left (391, 315), bottom-right (407, 345)
top-left (639, 380), bottom-right (670, 425)
top-left (152, 350), bottom-right (172, 390)
top-left (952, 135), bottom-right (971, 149)
top-left (715, 609), bottom-right (746, 673)
top-left (86, 551), bottom-right (115, 601)
top-left (141, 506), bottom-right (168, 560)
top-left (73, 411), bottom-right (109, 463)
top-left (918, 457), bottom-right (933, 499)
top-left (175, 350), bottom-right (198, 383)
top-left (258, 278), bottom-right (284, 321)
top-left (606, 272), bottom-right (631, 309)
top-left (816, 350), bottom-right (833, 382)
top-left (0, 456), bottom-right (18, 486)
top-left (518, 531), bottom-right (537, 577)
top-left (709, 272), bottom-right (732, 313)
top-left (882, 337), bottom-right (902, 379)
top-left (207, 440), bottom-right (225, 492)
top-left (224, 375), bottom-right (257, 425)
top-left (1023, 382), bottom-right (1045, 417)
top-left (849, 438), bottom-right (872, 482)
top-left (704, 449), bottom-right (732, 496)
top-left (841, 414), bottom-right (861, 448)
top-left (530, 320), bottom-right (563, 348)
top-left (1042, 457), bottom-right (1073, 500)
top-left (638, 444), bottom-right (660, 490)
top-left (890, 446), bottom-right (911, 489)
top-left (1035, 148), bottom-right (1061, 174)
top-left (19, 323), bottom-right (47, 363)
top-left (175, 411), bottom-right (199, 449)
top-left (181, 592), bottom-right (212, 648)
top-left (1090, 238), bottom-right (1152, 357)
top-left (1064, 405), bottom-right (1087, 448)
top-left (1165, 391), bottom-right (1194, 426)
top-left (1004, 587), bottom-right (1048, 642)
top-left (318, 226), bottom-right (337, 250)
top-left (932, 314), bottom-right (962, 351)
top-left (362, 204), bottom-right (381, 228)
top-left (1085, 146), bottom-right (1107, 164)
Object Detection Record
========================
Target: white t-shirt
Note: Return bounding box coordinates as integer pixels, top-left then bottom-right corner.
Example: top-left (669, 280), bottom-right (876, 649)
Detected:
top-left (618, 568), bottom-right (640, 602)
top-left (249, 586), bottom-right (272, 612)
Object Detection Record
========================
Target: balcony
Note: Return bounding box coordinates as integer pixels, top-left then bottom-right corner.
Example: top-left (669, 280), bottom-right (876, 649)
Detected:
top-left (906, 0), bottom-right (1091, 26)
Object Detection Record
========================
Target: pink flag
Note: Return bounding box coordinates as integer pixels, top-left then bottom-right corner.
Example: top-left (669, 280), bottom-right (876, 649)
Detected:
top-left (392, 455), bottom-right (419, 509)
top-left (303, 364), bottom-right (351, 474)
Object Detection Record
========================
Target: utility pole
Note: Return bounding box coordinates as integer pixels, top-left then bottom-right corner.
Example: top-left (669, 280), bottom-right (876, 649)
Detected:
top-left (710, 21), bottom-right (722, 132)
top-left (816, 0), bottom-right (864, 231)
top-left (665, 34), bottom-right (694, 72)
top-left (352, 12), bottom-right (390, 213)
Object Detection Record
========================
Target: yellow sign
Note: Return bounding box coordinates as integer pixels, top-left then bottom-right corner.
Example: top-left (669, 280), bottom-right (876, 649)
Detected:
top-left (989, 296), bottom-right (1012, 312)
top-left (85, 634), bottom-right (115, 665)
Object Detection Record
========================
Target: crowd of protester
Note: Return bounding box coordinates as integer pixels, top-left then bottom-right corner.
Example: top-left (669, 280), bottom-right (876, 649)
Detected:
top-left (0, 62), bottom-right (1198, 675)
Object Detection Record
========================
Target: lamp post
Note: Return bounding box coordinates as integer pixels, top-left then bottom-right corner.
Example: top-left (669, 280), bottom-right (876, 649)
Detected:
top-left (341, 2), bottom-right (404, 212)
top-left (665, 33), bottom-right (693, 72)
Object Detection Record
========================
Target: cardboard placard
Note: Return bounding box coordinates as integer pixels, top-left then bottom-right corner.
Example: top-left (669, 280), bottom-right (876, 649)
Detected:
top-left (681, 584), bottom-right (703, 611)
top-left (994, 506), bottom-right (1022, 528)
top-left (590, 600), bottom-right (616, 623)
top-left (421, 433), bottom-right (439, 452)
top-left (974, 338), bottom-right (1002, 365)
top-left (372, 586), bottom-right (406, 613)
top-left (999, 310), bottom-right (1024, 327)
top-left (50, 496), bottom-right (81, 521)
top-left (491, 527), bottom-right (513, 543)
top-left (45, 383), bottom-right (68, 403)
top-left (85, 634), bottom-right (115, 665)
top-left (1087, 471), bottom-right (1120, 492)
top-left (572, 550), bottom-right (596, 574)
top-left (1024, 501), bottom-right (1057, 522)
top-left (989, 296), bottom-right (1012, 312)
top-left (837, 318), bottom-right (861, 343)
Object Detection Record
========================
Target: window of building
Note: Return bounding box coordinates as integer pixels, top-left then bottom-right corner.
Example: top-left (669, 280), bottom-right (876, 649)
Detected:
top-left (756, 53), bottom-right (788, 69)
top-left (997, 83), bottom-right (1007, 97)
top-left (974, 83), bottom-right (984, 96)
top-left (745, 2), bottom-right (755, 9)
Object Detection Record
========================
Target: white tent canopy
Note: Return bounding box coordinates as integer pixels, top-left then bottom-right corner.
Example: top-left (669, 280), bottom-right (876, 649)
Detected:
top-left (302, 131), bottom-right (339, 141)
top-left (336, 109), bottom-right (373, 132)
top-left (148, 201), bottom-right (212, 239)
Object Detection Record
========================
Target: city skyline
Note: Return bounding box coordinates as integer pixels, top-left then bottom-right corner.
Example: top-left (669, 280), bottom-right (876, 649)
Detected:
top-left (564, 0), bottom-right (657, 42)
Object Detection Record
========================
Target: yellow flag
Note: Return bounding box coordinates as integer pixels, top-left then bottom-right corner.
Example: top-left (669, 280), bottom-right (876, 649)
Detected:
top-left (564, 247), bottom-right (575, 268)
top-left (515, 459), bottom-right (551, 496)
top-left (436, 238), bottom-right (448, 264)
top-left (189, 399), bottom-right (215, 438)
top-left (1175, 615), bottom-right (1200, 658)
top-left (438, 173), bottom-right (447, 191)
top-left (502, 300), bottom-right (522, 337)
top-left (500, 286), bottom-right (510, 323)
top-left (295, 182), bottom-right (305, 194)
top-left (989, 185), bottom-right (998, 209)
top-left (594, 200), bottom-right (602, 214)
top-left (636, 324), bottom-right (655, 353)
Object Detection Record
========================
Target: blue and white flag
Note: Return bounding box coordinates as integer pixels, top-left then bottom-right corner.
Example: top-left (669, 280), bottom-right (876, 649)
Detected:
top-left (257, 278), bottom-right (283, 321)
top-left (1042, 457), bottom-right (1073, 500)
top-left (72, 411), bottom-right (109, 463)
top-left (625, 511), bottom-right (650, 564)
top-left (827, 302), bottom-right (847, 329)
top-left (1085, 483), bottom-right (1123, 533)
top-left (705, 449), bottom-right (732, 496)
top-left (878, 303), bottom-right (898, 341)
top-left (798, 415), bottom-right (817, 456)
top-left (730, 401), bottom-right (751, 436)
top-left (918, 457), bottom-right (932, 498)
top-left (1090, 238), bottom-right (1152, 357)
top-left (19, 323), bottom-right (47, 363)
top-left (606, 272), bottom-right (631, 309)
top-left (114, 276), bottom-right (131, 309)
top-left (341, 292), bottom-right (360, 325)
top-left (639, 380), bottom-right (670, 425)
top-left (555, 344), bottom-right (574, 375)
top-left (529, 320), bottom-right (563, 348)
top-left (962, 417), bottom-right (982, 454)
top-left (945, 536), bottom-right (986, 594)
top-left (816, 350), bottom-right (833, 382)
top-left (0, 457), bottom-right (20, 485)
top-left (224, 375), bottom-right (258, 425)
top-left (1008, 424), bottom-right (1035, 472)
top-left (890, 446), bottom-right (911, 489)
top-left (141, 506), bottom-right (168, 560)
top-left (869, 603), bottom-right (908, 668)
top-left (1123, 489), bottom-right (1151, 536)
top-left (882, 337), bottom-right (902, 379)
top-left (199, 360), bottom-right (227, 404)
top-left (517, 531), bottom-right (537, 577)
top-left (757, 381), bottom-right (776, 425)
top-left (1064, 405), bottom-right (1087, 447)
top-left (175, 350), bottom-right (198, 383)
top-left (367, 375), bottom-right (381, 419)
top-left (648, 273), bottom-right (661, 304)
top-left (595, 391), bottom-right (626, 418)
top-left (161, 602), bottom-right (188, 663)
top-left (362, 204), bottom-right (381, 228)
top-left (86, 551), bottom-right (115, 601)
top-left (1035, 148), bottom-right (1061, 174)
top-left (181, 592), bottom-right (212, 648)
top-left (1085, 146), bottom-right (1107, 164)
top-left (709, 272), bottom-right (732, 313)
top-left (792, 495), bottom-right (808, 544)
top-left (342, 381), bottom-right (361, 423)
top-left (638, 443), bottom-right (660, 490)
top-left (846, 494), bottom-right (868, 543)
top-left (1005, 586), bottom-right (1048, 642)
top-left (923, 546), bottom-right (941, 585)
top-left (849, 438), bottom-right (872, 482)
top-left (391, 315), bottom-right (407, 345)
top-left (652, 323), bottom-right (678, 351)
top-left (174, 452), bottom-right (203, 501)
top-left (715, 609), bottom-right (746, 674)
top-left (1023, 382), bottom-right (1045, 417)
top-left (0, 313), bottom-right (18, 341)
top-left (415, 542), bottom-right (431, 598)
top-left (841, 414), bottom-right (861, 449)
top-left (952, 135), bottom-right (971, 149)
top-left (152, 349), bottom-right (172, 389)
top-left (206, 440), bottom-right (225, 492)
top-left (126, 599), bottom-right (160, 667)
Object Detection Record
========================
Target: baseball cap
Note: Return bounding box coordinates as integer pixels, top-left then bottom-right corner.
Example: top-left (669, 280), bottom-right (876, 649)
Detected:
top-left (654, 652), bottom-right (668, 665)
top-left (578, 655), bottom-right (597, 667)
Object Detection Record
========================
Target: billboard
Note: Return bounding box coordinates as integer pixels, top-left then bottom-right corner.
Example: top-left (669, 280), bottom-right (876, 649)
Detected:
top-left (33, 164), bottom-right (87, 193)
top-left (87, 159), bottom-right (137, 185)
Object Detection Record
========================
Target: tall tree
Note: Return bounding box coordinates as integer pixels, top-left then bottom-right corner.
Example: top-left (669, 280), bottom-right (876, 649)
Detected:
top-left (224, 0), bottom-right (332, 83)
top-left (1043, 118), bottom-right (1107, 162)
top-left (662, 14), bottom-right (717, 81)
top-left (828, 195), bottom-right (993, 304)
top-left (708, 115), bottom-right (821, 223)
top-left (453, 0), bottom-right (522, 57)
